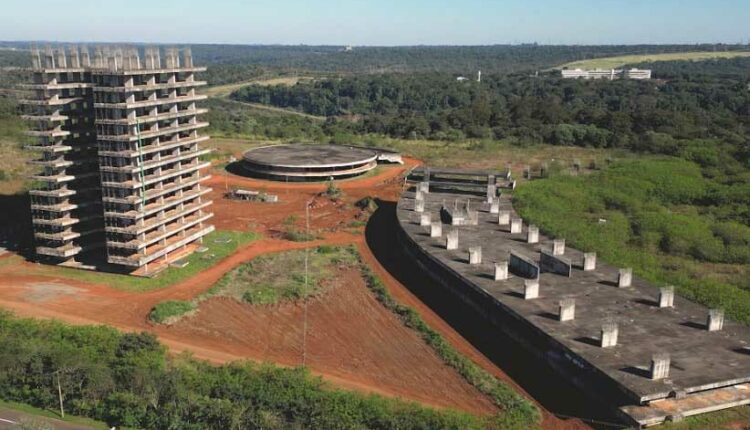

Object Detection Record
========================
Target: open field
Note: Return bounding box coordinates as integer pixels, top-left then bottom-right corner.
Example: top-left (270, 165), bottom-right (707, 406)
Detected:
top-left (558, 51), bottom-right (750, 70)
top-left (202, 75), bottom-right (313, 97)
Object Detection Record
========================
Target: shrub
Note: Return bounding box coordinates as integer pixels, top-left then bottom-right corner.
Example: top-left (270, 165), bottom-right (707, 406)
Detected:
top-left (148, 300), bottom-right (196, 324)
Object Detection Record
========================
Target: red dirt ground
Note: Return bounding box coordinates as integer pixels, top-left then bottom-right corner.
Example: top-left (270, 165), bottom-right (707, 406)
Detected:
top-left (0, 159), bottom-right (588, 429)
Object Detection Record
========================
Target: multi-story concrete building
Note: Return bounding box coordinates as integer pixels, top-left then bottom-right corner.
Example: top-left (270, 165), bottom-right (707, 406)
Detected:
top-left (561, 68), bottom-right (652, 80)
top-left (22, 46), bottom-right (214, 275)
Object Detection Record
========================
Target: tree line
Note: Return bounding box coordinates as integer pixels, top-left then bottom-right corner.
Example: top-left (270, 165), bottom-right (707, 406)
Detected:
top-left (230, 71), bottom-right (750, 162)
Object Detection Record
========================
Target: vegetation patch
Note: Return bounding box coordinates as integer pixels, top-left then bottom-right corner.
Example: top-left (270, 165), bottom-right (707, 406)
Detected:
top-left (205, 245), bottom-right (357, 305)
top-left (39, 230), bottom-right (260, 293)
top-left (0, 311), bottom-right (485, 429)
top-left (515, 157), bottom-right (750, 324)
top-left (352, 253), bottom-right (541, 429)
top-left (280, 215), bottom-right (321, 242)
top-left (148, 300), bottom-right (197, 324)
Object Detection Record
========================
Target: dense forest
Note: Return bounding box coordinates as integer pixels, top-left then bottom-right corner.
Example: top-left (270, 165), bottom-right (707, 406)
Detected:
top-left (230, 73), bottom-right (750, 160)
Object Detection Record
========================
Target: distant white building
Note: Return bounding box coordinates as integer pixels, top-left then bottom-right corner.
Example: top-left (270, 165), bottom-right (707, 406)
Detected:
top-left (456, 76), bottom-right (469, 81)
top-left (561, 68), bottom-right (652, 80)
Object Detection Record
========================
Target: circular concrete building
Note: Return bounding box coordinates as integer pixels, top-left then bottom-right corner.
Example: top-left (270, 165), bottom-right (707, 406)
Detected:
top-left (241, 144), bottom-right (380, 181)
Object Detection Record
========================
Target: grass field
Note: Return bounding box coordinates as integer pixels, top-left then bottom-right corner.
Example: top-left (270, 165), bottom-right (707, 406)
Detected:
top-left (23, 230), bottom-right (260, 293)
top-left (558, 51), bottom-right (750, 70)
top-left (202, 75), bottom-right (313, 97)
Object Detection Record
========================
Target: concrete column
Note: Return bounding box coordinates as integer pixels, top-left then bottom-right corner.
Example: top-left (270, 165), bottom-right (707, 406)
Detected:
top-left (469, 247), bottom-right (482, 265)
top-left (430, 222), bottom-right (442, 238)
top-left (419, 181), bottom-right (430, 193)
top-left (524, 165), bottom-right (531, 179)
top-left (618, 268), bottom-right (633, 288)
top-left (510, 217), bottom-right (523, 234)
top-left (510, 180), bottom-right (517, 190)
top-left (414, 198), bottom-right (425, 213)
top-left (553, 239), bottom-right (566, 256)
top-left (583, 252), bottom-right (597, 271)
top-left (527, 225), bottom-right (539, 244)
top-left (486, 184), bottom-right (496, 203)
top-left (559, 299), bottom-right (575, 322)
top-left (446, 229), bottom-right (459, 250)
top-left (420, 213), bottom-right (431, 227)
top-left (415, 190), bottom-right (424, 201)
top-left (600, 321), bottom-right (618, 348)
top-left (707, 309), bottom-right (725, 332)
top-left (494, 261), bottom-right (509, 281)
top-left (490, 199), bottom-right (499, 214)
top-left (650, 353), bottom-right (671, 380)
top-left (524, 279), bottom-right (539, 300)
top-left (467, 210), bottom-right (479, 226)
top-left (498, 210), bottom-right (511, 225)
top-left (659, 286), bottom-right (675, 308)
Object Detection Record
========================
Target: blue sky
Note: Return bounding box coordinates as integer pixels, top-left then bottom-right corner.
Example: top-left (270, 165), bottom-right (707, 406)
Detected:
top-left (1, 0), bottom-right (748, 45)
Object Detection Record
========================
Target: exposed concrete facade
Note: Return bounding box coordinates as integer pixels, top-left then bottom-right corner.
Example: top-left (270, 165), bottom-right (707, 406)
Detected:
top-left (22, 46), bottom-right (214, 274)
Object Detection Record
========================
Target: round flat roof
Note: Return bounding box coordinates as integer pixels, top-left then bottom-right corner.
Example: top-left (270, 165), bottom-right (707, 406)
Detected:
top-left (243, 144), bottom-right (379, 169)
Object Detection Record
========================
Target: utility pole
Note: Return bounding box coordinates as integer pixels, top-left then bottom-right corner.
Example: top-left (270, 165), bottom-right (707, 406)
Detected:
top-left (302, 201), bottom-right (310, 367)
top-left (56, 370), bottom-right (64, 418)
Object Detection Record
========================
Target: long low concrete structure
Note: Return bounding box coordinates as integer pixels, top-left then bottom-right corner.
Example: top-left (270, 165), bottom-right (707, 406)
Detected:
top-left (396, 172), bottom-right (750, 427)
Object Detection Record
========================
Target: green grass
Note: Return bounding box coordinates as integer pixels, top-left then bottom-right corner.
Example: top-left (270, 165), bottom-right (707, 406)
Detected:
top-left (352, 251), bottom-right (541, 430)
top-left (558, 51), bottom-right (750, 70)
top-left (0, 398), bottom-right (133, 430)
top-left (148, 300), bottom-right (197, 324)
top-left (205, 245), bottom-right (358, 305)
top-left (43, 230), bottom-right (260, 293)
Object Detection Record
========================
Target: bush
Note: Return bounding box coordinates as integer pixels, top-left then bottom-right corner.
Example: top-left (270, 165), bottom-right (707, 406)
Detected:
top-left (148, 300), bottom-right (196, 324)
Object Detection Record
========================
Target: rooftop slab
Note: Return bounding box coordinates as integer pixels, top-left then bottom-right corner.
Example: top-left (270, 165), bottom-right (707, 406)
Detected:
top-left (397, 185), bottom-right (750, 420)
top-left (243, 144), bottom-right (379, 169)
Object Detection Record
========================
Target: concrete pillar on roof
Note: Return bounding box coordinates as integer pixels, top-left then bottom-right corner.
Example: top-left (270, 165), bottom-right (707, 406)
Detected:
top-left (486, 184), bottom-right (496, 203)
top-left (601, 321), bottom-right (619, 348)
top-left (659, 286), bottom-right (675, 308)
top-left (510, 217), bottom-right (523, 234)
top-left (618, 268), bottom-right (633, 288)
top-left (524, 279), bottom-right (539, 300)
top-left (469, 247), bottom-right (482, 265)
top-left (707, 309), bottom-right (725, 332)
top-left (552, 239), bottom-right (566, 256)
top-left (650, 353), bottom-right (671, 380)
top-left (420, 213), bottom-right (431, 227)
top-left (583, 252), bottom-right (597, 271)
top-left (527, 225), bottom-right (539, 244)
top-left (494, 261), bottom-right (509, 281)
top-left (490, 198), bottom-right (500, 214)
top-left (559, 298), bottom-right (575, 322)
top-left (430, 222), bottom-right (443, 238)
top-left (446, 229), bottom-right (459, 250)
top-left (498, 210), bottom-right (511, 225)
top-left (414, 198), bottom-right (425, 213)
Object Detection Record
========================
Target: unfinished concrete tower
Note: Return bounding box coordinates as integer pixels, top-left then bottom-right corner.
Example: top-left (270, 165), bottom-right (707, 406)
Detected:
top-left (21, 46), bottom-right (104, 266)
top-left (92, 47), bottom-right (213, 273)
top-left (23, 46), bottom-right (214, 275)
